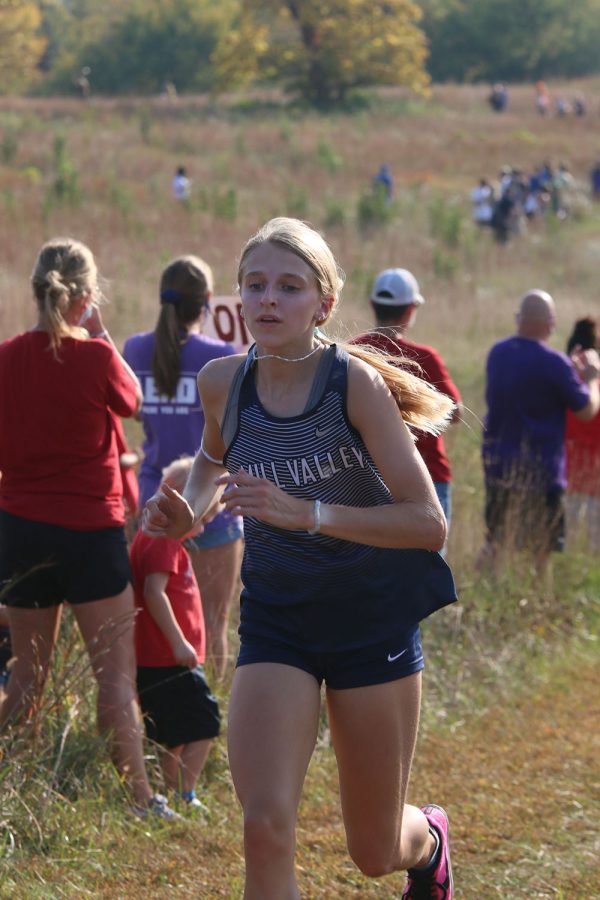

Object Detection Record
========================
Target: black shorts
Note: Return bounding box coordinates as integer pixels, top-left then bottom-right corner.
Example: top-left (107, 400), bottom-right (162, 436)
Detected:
top-left (237, 625), bottom-right (424, 690)
top-left (136, 665), bottom-right (221, 749)
top-left (0, 509), bottom-right (131, 609)
top-left (485, 483), bottom-right (565, 553)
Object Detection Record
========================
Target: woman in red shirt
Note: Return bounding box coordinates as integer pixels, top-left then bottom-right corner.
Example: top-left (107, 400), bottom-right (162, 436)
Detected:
top-left (565, 317), bottom-right (600, 547)
top-left (0, 238), bottom-right (175, 817)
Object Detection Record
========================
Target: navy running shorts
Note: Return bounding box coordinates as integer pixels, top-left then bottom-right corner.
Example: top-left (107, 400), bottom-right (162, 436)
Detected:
top-left (236, 625), bottom-right (424, 690)
top-left (136, 664), bottom-right (221, 748)
top-left (0, 509), bottom-right (131, 609)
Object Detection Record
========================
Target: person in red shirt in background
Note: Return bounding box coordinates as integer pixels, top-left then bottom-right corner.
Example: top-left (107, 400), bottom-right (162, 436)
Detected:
top-left (353, 269), bottom-right (462, 552)
top-left (131, 457), bottom-right (220, 809)
top-left (0, 237), bottom-right (177, 819)
top-left (565, 316), bottom-right (600, 548)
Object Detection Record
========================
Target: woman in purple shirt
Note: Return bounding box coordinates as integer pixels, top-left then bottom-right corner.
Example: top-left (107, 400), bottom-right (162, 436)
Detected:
top-left (124, 256), bottom-right (243, 679)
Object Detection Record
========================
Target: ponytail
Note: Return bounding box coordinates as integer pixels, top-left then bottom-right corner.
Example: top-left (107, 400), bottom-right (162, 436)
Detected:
top-left (31, 239), bottom-right (98, 356)
top-left (152, 304), bottom-right (183, 398)
top-left (325, 335), bottom-right (453, 434)
top-left (152, 256), bottom-right (213, 399)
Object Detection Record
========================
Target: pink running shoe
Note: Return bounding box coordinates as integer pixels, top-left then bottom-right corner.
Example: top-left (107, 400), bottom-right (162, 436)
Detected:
top-left (401, 804), bottom-right (453, 899)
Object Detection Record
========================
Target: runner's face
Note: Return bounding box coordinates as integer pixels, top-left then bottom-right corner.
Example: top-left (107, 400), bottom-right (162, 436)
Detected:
top-left (240, 243), bottom-right (328, 351)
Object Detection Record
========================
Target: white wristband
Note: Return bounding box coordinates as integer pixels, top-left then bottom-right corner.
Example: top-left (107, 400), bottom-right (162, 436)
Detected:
top-left (307, 499), bottom-right (321, 535)
top-left (200, 441), bottom-right (224, 466)
top-left (90, 330), bottom-right (109, 340)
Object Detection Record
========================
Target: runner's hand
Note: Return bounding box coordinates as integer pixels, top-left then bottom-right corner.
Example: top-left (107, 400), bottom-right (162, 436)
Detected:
top-left (141, 484), bottom-right (195, 539)
top-left (216, 468), bottom-right (313, 531)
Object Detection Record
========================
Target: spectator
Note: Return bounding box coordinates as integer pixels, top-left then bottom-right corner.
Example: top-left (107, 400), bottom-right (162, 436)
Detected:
top-left (172, 166), bottom-right (191, 201)
top-left (352, 268), bottom-right (462, 551)
top-left (535, 81), bottom-right (550, 116)
top-left (551, 164), bottom-right (574, 219)
top-left (590, 158), bottom-right (600, 200)
top-left (132, 457), bottom-right (220, 808)
top-left (0, 238), bottom-right (177, 819)
top-left (499, 165), bottom-right (513, 194)
top-left (470, 178), bottom-right (495, 226)
top-left (491, 187), bottom-right (517, 244)
top-left (124, 256), bottom-right (243, 680)
top-left (524, 166), bottom-right (549, 220)
top-left (373, 163), bottom-right (393, 203)
top-left (161, 80), bottom-right (178, 102)
top-left (481, 290), bottom-right (600, 574)
top-left (74, 67), bottom-right (91, 99)
top-left (488, 83), bottom-right (508, 112)
top-left (565, 317), bottom-right (600, 548)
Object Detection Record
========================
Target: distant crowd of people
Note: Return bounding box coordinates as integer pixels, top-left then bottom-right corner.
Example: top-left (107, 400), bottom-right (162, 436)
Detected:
top-left (1, 218), bottom-right (599, 897)
top-left (488, 81), bottom-right (592, 118)
top-left (367, 155), bottom-right (598, 248)
top-left (534, 81), bottom-right (588, 118)
top-left (470, 159), bottom-right (592, 243)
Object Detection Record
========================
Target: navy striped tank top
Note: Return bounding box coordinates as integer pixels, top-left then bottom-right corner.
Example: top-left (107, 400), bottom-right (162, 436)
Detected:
top-left (223, 344), bottom-right (457, 652)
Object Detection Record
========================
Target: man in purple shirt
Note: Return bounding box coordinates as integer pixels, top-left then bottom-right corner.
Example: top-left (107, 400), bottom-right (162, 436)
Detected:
top-left (482, 290), bottom-right (600, 568)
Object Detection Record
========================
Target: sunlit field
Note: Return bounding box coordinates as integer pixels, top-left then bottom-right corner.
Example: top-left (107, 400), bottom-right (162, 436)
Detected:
top-left (1, 80), bottom-right (599, 898)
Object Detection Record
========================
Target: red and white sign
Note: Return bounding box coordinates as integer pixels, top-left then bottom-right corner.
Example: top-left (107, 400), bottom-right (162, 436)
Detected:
top-left (204, 296), bottom-right (252, 351)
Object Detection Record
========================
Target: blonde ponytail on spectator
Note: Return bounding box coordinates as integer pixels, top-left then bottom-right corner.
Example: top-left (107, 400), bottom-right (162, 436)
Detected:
top-left (31, 238), bottom-right (99, 355)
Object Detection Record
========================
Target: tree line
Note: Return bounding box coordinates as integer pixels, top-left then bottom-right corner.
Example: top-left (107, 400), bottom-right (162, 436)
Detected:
top-left (2, 0), bottom-right (600, 107)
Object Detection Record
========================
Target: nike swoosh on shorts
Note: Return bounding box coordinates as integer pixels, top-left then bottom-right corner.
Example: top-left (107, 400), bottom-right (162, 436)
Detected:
top-left (387, 648), bottom-right (408, 662)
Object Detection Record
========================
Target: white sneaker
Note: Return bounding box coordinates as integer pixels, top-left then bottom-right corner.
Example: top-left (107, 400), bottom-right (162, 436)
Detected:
top-left (180, 789), bottom-right (208, 812)
top-left (132, 793), bottom-right (182, 821)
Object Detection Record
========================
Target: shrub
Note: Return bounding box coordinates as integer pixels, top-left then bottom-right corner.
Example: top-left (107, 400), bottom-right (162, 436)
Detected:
top-left (213, 187), bottom-right (237, 222)
top-left (286, 184), bottom-right (309, 219)
top-left (356, 184), bottom-right (392, 229)
top-left (50, 135), bottom-right (81, 206)
top-left (428, 195), bottom-right (463, 248)
top-left (432, 247), bottom-right (460, 279)
top-left (0, 130), bottom-right (18, 165)
top-left (316, 138), bottom-right (342, 174)
top-left (323, 197), bottom-right (347, 228)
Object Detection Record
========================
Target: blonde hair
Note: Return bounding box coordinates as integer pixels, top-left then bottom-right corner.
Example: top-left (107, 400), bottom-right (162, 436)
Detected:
top-left (31, 238), bottom-right (99, 354)
top-left (161, 455), bottom-right (194, 493)
top-left (238, 217), bottom-right (345, 312)
top-left (153, 255), bottom-right (213, 398)
top-left (238, 218), bottom-right (454, 435)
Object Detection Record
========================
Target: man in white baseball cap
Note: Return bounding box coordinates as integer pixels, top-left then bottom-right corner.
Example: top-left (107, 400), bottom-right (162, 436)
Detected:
top-left (353, 268), bottom-right (462, 553)
top-left (370, 268), bottom-right (425, 307)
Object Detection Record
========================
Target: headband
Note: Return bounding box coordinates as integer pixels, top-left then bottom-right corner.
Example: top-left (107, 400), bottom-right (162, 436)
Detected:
top-left (160, 289), bottom-right (183, 305)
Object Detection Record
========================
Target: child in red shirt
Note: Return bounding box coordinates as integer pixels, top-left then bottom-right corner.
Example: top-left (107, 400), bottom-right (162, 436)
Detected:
top-left (131, 458), bottom-right (220, 808)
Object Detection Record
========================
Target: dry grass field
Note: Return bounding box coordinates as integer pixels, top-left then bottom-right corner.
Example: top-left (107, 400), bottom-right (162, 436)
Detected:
top-left (1, 80), bottom-right (599, 898)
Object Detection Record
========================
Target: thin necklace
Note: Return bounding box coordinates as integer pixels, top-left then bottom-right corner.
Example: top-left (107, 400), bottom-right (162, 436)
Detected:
top-left (254, 343), bottom-right (322, 363)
